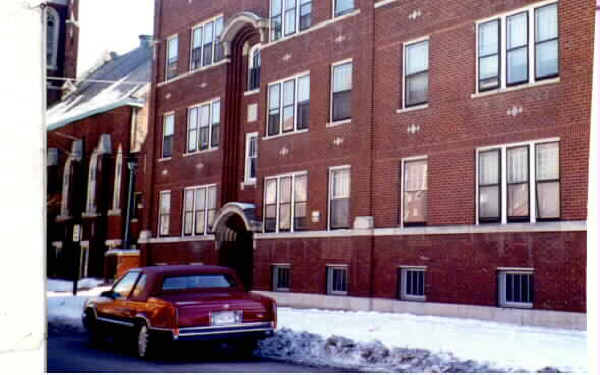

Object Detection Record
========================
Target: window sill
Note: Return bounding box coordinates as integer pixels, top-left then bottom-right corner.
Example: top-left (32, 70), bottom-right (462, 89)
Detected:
top-left (327, 291), bottom-right (348, 296)
top-left (243, 180), bottom-right (256, 187)
top-left (396, 103), bottom-right (429, 114)
top-left (471, 77), bottom-right (560, 99)
top-left (157, 59), bottom-right (230, 87)
top-left (157, 157), bottom-right (172, 162)
top-left (374, 0), bottom-right (399, 8)
top-left (326, 119), bottom-right (351, 128)
top-left (55, 215), bottom-right (73, 223)
top-left (263, 128), bottom-right (309, 140)
top-left (107, 209), bottom-right (121, 216)
top-left (401, 295), bottom-right (426, 302)
top-left (499, 302), bottom-right (533, 309)
top-left (263, 9), bottom-right (361, 49)
top-left (183, 148), bottom-right (218, 157)
top-left (244, 89), bottom-right (260, 96)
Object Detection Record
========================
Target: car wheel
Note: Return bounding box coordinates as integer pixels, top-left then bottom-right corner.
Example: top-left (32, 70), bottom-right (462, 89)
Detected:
top-left (83, 310), bottom-right (102, 345)
top-left (136, 323), bottom-right (154, 359)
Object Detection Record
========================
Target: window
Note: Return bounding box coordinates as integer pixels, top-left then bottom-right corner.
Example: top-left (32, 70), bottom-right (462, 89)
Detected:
top-left (248, 47), bottom-right (261, 91)
top-left (270, 0), bottom-right (312, 41)
top-left (477, 140), bottom-right (560, 224)
top-left (245, 133), bottom-right (258, 184)
top-left (162, 274), bottom-right (236, 291)
top-left (398, 267), bottom-right (426, 301)
top-left (476, 2), bottom-right (559, 93)
top-left (334, 0), bottom-right (354, 17)
top-left (326, 266), bottom-right (348, 295)
top-left (113, 271), bottom-right (141, 298)
top-left (264, 172), bottom-right (308, 233)
top-left (404, 40), bottom-right (429, 107)
top-left (535, 4), bottom-right (559, 80)
top-left (190, 16), bottom-right (224, 71)
top-left (112, 145), bottom-right (123, 211)
top-left (183, 185), bottom-right (217, 236)
top-left (46, 7), bottom-right (59, 69)
top-left (507, 12), bottom-right (529, 86)
top-left (86, 151), bottom-right (99, 214)
top-left (60, 157), bottom-right (73, 216)
top-left (131, 274), bottom-right (147, 298)
top-left (267, 73), bottom-right (310, 136)
top-left (166, 35), bottom-right (178, 80)
top-left (162, 113), bottom-right (174, 158)
top-left (498, 270), bottom-right (533, 308)
top-left (535, 142), bottom-right (560, 219)
top-left (158, 191), bottom-right (171, 236)
top-left (402, 158), bottom-right (427, 225)
top-left (329, 166), bottom-right (350, 229)
top-left (272, 265), bottom-right (291, 291)
top-left (478, 20), bottom-right (500, 91)
top-left (331, 61), bottom-right (352, 122)
top-left (187, 99), bottom-right (220, 152)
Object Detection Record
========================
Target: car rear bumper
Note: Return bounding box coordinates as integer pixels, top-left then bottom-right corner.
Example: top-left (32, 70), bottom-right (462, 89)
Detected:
top-left (172, 321), bottom-right (275, 342)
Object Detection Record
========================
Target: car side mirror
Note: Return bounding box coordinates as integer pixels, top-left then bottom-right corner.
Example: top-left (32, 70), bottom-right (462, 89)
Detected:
top-left (100, 290), bottom-right (115, 299)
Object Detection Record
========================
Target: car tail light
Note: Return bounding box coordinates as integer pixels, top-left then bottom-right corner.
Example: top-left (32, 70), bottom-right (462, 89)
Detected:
top-left (271, 300), bottom-right (277, 329)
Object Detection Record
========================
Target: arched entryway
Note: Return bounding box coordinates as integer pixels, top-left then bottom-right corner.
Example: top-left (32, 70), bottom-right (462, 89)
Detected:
top-left (212, 203), bottom-right (261, 290)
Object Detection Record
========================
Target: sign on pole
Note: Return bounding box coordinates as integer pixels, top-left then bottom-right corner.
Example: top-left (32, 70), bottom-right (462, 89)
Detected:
top-left (72, 224), bottom-right (81, 242)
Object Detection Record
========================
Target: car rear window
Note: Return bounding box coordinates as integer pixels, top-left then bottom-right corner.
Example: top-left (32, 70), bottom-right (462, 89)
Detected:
top-left (161, 274), bottom-right (236, 291)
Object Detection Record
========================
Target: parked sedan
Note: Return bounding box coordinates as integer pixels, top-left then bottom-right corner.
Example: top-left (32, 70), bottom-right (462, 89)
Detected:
top-left (82, 265), bottom-right (277, 358)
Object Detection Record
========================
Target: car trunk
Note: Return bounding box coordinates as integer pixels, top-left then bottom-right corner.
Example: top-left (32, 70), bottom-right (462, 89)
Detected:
top-left (158, 290), bottom-right (271, 328)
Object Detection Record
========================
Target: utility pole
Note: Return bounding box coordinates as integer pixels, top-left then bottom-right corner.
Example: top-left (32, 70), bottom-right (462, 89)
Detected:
top-left (123, 160), bottom-right (137, 249)
top-left (72, 137), bottom-right (85, 296)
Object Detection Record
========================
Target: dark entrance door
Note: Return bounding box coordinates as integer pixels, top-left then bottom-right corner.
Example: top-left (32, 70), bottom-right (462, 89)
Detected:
top-left (218, 214), bottom-right (253, 290)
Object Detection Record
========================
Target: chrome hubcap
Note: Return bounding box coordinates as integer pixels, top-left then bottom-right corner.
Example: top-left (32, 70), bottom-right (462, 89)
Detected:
top-left (137, 325), bottom-right (148, 357)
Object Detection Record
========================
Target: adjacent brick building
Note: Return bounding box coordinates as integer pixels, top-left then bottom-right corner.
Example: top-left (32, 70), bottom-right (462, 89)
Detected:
top-left (47, 38), bottom-right (152, 279)
top-left (139, 0), bottom-right (593, 328)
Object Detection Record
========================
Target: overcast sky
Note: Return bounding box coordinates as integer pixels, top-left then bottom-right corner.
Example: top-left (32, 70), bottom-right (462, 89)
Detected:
top-left (77, 0), bottom-right (154, 75)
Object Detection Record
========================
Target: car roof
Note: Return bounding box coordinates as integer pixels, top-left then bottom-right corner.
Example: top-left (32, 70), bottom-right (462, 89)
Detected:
top-left (130, 264), bottom-right (234, 277)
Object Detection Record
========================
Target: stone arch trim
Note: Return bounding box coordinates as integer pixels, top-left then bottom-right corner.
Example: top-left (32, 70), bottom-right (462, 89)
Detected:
top-left (219, 12), bottom-right (268, 57)
top-left (212, 203), bottom-right (262, 244)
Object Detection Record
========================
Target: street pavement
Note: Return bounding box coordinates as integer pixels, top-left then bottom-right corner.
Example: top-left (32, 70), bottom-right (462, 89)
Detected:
top-left (46, 329), bottom-right (346, 373)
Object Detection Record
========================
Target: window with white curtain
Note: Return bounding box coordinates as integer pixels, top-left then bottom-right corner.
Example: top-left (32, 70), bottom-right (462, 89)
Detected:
top-left (477, 140), bottom-right (560, 224)
top-left (159, 191), bottom-right (171, 236)
top-left (182, 185), bottom-right (217, 236)
top-left (267, 72), bottom-right (310, 136)
top-left (187, 99), bottom-right (220, 152)
top-left (112, 145), bottom-right (123, 211)
top-left (245, 133), bottom-right (258, 184)
top-left (46, 7), bottom-right (59, 69)
top-left (535, 142), bottom-right (560, 219)
top-left (476, 1), bottom-right (559, 93)
top-left (402, 158), bottom-right (428, 225)
top-left (162, 113), bottom-right (174, 158)
top-left (404, 40), bottom-right (429, 107)
top-left (264, 172), bottom-right (308, 233)
top-left (331, 61), bottom-right (352, 122)
top-left (329, 167), bottom-right (350, 229)
top-left (190, 16), bottom-right (225, 71)
top-left (166, 35), bottom-right (178, 80)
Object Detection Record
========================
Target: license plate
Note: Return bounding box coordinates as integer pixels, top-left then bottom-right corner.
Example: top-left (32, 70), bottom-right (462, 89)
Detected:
top-left (211, 311), bottom-right (236, 326)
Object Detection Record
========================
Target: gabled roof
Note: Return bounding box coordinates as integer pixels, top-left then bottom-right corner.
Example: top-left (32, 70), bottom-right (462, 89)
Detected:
top-left (47, 40), bottom-right (152, 131)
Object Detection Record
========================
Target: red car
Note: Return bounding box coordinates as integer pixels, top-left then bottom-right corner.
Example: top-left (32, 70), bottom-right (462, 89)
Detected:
top-left (82, 265), bottom-right (277, 358)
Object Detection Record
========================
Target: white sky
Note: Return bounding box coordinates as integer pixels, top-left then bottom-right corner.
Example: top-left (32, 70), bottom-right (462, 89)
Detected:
top-left (77, 0), bottom-right (154, 76)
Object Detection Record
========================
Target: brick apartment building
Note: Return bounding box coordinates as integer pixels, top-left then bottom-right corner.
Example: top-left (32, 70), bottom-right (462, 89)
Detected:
top-left (139, 0), bottom-right (593, 328)
top-left (47, 38), bottom-right (152, 279)
top-left (46, 0), bottom-right (79, 106)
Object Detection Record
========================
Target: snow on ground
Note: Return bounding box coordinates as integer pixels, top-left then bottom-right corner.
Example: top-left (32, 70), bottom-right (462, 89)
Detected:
top-left (47, 279), bottom-right (110, 331)
top-left (47, 278), bottom-right (106, 293)
top-left (47, 282), bottom-right (586, 372)
top-left (274, 308), bottom-right (587, 373)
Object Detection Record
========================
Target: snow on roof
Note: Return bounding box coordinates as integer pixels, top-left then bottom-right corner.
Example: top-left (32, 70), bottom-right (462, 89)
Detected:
top-left (46, 42), bottom-right (152, 130)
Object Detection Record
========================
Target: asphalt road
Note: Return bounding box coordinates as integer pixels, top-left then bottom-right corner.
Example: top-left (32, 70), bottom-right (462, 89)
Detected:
top-left (47, 329), bottom-right (343, 373)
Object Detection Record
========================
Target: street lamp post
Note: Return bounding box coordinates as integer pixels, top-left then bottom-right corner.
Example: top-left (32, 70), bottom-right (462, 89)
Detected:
top-left (123, 160), bottom-right (137, 249)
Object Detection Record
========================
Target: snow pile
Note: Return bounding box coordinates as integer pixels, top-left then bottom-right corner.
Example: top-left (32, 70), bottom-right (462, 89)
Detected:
top-left (47, 282), bottom-right (110, 333)
top-left (258, 328), bottom-right (511, 373)
top-left (47, 278), bottom-right (106, 293)
top-left (274, 307), bottom-right (587, 373)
